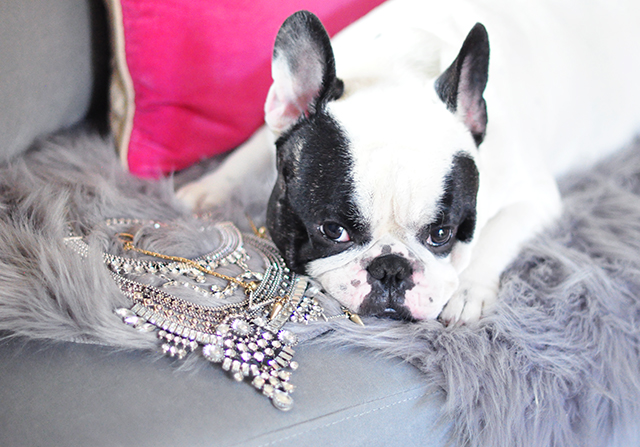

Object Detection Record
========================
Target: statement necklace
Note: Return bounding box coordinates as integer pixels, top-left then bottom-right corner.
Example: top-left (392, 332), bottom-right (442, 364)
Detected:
top-left (64, 218), bottom-right (362, 411)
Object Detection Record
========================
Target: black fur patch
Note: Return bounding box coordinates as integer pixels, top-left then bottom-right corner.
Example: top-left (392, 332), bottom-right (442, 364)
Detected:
top-left (266, 112), bottom-right (370, 273)
top-left (418, 153), bottom-right (479, 256)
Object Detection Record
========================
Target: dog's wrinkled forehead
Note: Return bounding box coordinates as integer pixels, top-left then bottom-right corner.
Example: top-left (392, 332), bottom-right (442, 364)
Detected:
top-left (326, 81), bottom-right (479, 234)
top-left (276, 90), bottom-right (480, 251)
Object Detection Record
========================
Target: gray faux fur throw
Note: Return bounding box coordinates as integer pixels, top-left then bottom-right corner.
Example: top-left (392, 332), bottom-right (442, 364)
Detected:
top-left (1, 130), bottom-right (639, 446)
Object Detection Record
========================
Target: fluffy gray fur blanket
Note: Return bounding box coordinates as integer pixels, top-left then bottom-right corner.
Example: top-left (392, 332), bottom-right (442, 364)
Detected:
top-left (1, 130), bottom-right (639, 446)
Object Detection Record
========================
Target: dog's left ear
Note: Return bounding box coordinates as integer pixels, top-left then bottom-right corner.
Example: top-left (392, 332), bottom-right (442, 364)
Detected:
top-left (265, 11), bottom-right (344, 134)
top-left (435, 23), bottom-right (490, 146)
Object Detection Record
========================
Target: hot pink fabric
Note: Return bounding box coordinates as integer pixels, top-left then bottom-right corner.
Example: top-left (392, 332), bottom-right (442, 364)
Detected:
top-left (118, 0), bottom-right (386, 177)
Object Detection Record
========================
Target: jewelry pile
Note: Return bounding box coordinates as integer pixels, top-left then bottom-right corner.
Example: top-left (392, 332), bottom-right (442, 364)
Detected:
top-left (64, 218), bottom-right (360, 411)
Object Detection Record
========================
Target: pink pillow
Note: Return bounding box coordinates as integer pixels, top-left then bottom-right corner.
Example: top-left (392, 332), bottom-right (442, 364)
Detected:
top-left (107, 0), bottom-right (386, 178)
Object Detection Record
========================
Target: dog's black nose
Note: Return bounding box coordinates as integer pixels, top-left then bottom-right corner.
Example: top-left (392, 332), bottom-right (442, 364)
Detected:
top-left (362, 254), bottom-right (415, 320)
top-left (366, 254), bottom-right (413, 290)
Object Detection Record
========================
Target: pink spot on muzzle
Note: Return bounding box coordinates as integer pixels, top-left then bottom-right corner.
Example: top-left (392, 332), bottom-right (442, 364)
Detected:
top-left (403, 272), bottom-right (442, 320)
top-left (336, 267), bottom-right (371, 311)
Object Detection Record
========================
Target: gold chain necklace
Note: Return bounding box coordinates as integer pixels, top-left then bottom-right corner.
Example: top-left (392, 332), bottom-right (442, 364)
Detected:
top-left (117, 232), bottom-right (260, 293)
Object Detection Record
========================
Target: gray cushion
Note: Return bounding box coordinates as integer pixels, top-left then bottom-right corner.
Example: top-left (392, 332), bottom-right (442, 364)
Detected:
top-left (0, 0), bottom-right (95, 160)
top-left (0, 337), bottom-right (450, 447)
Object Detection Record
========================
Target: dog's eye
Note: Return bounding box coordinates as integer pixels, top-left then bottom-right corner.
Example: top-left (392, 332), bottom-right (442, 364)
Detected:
top-left (319, 222), bottom-right (351, 243)
top-left (425, 226), bottom-right (454, 248)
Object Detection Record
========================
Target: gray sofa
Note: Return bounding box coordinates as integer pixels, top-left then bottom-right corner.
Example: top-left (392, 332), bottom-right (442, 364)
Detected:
top-left (0, 1), bottom-right (449, 446)
top-left (6, 1), bottom-right (640, 445)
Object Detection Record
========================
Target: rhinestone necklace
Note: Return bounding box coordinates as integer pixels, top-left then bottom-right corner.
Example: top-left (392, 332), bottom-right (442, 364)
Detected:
top-left (64, 218), bottom-right (360, 411)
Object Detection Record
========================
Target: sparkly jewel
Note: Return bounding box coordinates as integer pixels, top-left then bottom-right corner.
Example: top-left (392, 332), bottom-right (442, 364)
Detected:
top-left (202, 344), bottom-right (225, 362)
top-left (217, 324), bottom-right (230, 336)
top-left (272, 389), bottom-right (294, 411)
top-left (231, 319), bottom-right (251, 336)
top-left (278, 330), bottom-right (298, 346)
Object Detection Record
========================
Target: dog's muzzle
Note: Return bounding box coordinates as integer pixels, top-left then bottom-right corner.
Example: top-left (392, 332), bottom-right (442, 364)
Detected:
top-left (360, 254), bottom-right (415, 320)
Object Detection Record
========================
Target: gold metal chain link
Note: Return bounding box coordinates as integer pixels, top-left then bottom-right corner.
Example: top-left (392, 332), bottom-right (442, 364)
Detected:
top-left (117, 233), bottom-right (260, 294)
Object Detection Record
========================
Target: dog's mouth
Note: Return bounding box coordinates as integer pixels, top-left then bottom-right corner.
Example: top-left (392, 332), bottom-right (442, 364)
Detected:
top-left (380, 307), bottom-right (405, 320)
top-left (369, 306), bottom-right (417, 322)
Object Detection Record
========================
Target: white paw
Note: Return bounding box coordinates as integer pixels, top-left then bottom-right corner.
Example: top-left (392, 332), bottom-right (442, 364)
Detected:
top-left (439, 280), bottom-right (498, 326)
top-left (176, 176), bottom-right (229, 211)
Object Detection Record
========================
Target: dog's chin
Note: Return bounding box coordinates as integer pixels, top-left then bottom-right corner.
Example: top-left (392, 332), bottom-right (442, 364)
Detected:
top-left (371, 306), bottom-right (417, 322)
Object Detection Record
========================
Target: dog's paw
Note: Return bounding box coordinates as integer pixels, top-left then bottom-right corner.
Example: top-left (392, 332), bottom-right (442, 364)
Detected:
top-left (439, 280), bottom-right (498, 326)
top-left (176, 176), bottom-right (228, 211)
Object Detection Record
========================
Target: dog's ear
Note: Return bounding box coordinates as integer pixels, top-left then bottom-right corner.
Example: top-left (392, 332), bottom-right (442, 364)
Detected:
top-left (435, 23), bottom-right (490, 146)
top-left (265, 11), bottom-right (344, 134)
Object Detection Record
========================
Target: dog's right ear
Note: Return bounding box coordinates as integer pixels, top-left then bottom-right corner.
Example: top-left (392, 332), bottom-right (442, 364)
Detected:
top-left (265, 11), bottom-right (344, 134)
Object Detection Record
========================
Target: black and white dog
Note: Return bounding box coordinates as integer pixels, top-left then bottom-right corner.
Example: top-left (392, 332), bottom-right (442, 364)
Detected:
top-left (179, 0), bottom-right (640, 324)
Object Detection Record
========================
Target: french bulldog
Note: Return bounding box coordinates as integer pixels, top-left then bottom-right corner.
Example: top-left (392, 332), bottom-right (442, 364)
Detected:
top-left (178, 0), bottom-right (640, 324)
